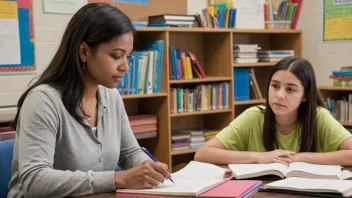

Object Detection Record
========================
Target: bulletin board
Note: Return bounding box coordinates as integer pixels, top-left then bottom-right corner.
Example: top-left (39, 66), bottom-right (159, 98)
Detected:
top-left (0, 0), bottom-right (35, 73)
top-left (88, 0), bottom-right (187, 21)
top-left (323, 0), bottom-right (352, 41)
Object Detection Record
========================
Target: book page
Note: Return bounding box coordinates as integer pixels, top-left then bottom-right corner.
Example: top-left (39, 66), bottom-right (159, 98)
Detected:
top-left (172, 161), bottom-right (232, 181)
top-left (287, 162), bottom-right (342, 179)
top-left (265, 177), bottom-right (352, 193)
top-left (229, 163), bottom-right (288, 178)
top-left (343, 170), bottom-right (352, 180)
top-left (117, 161), bottom-right (231, 196)
top-left (124, 179), bottom-right (225, 196)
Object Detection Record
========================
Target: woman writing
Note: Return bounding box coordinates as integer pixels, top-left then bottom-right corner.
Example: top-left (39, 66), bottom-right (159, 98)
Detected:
top-left (195, 57), bottom-right (352, 166)
top-left (8, 3), bottom-right (170, 198)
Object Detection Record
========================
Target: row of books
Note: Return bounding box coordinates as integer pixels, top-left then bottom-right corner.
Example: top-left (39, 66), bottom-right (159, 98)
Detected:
top-left (198, 3), bottom-right (237, 28)
top-left (265, 1), bottom-right (298, 22)
top-left (116, 40), bottom-right (164, 95)
top-left (128, 114), bottom-right (157, 140)
top-left (234, 68), bottom-right (264, 101)
top-left (169, 47), bottom-right (206, 80)
top-left (171, 129), bottom-right (219, 151)
top-left (148, 14), bottom-right (196, 27)
top-left (170, 82), bottom-right (229, 114)
top-left (330, 66), bottom-right (352, 87)
top-left (325, 95), bottom-right (352, 123)
top-left (234, 44), bottom-right (295, 63)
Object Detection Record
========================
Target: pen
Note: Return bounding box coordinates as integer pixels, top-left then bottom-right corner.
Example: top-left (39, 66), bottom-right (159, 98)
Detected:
top-left (141, 147), bottom-right (175, 183)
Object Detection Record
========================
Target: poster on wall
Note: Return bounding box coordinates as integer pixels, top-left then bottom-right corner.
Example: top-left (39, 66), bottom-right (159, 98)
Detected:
top-left (0, 0), bottom-right (35, 73)
top-left (323, 0), bottom-right (352, 41)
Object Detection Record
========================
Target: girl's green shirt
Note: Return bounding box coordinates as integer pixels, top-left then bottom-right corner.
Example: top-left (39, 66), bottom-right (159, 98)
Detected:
top-left (216, 106), bottom-right (351, 152)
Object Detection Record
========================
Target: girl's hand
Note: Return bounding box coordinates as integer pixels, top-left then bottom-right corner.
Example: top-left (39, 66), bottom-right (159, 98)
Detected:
top-left (255, 150), bottom-right (296, 166)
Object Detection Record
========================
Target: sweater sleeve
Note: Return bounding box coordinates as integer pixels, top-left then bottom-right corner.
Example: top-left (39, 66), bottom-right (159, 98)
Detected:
top-left (17, 90), bottom-right (116, 198)
top-left (116, 90), bottom-right (149, 170)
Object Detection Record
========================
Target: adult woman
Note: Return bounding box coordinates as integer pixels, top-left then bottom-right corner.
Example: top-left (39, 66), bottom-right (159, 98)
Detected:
top-left (195, 57), bottom-right (352, 166)
top-left (8, 3), bottom-right (170, 198)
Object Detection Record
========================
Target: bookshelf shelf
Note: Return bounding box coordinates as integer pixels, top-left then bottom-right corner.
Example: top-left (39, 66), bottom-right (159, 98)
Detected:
top-left (233, 62), bottom-right (277, 67)
top-left (340, 122), bottom-right (352, 127)
top-left (169, 77), bottom-right (232, 84)
top-left (318, 86), bottom-right (352, 91)
top-left (232, 29), bottom-right (302, 34)
top-left (171, 148), bottom-right (198, 156)
top-left (234, 99), bottom-right (266, 105)
top-left (121, 93), bottom-right (168, 99)
top-left (135, 27), bottom-right (302, 34)
top-left (170, 109), bottom-right (232, 117)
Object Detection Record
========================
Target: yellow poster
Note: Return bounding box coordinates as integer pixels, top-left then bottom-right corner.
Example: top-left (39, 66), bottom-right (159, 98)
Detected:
top-left (323, 0), bottom-right (352, 41)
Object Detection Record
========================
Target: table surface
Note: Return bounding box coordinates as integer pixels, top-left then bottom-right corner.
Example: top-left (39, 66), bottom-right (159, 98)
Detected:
top-left (78, 166), bottom-right (352, 198)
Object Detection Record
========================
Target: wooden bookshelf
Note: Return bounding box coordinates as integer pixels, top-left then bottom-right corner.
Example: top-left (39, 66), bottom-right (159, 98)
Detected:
top-left (318, 85), bottom-right (352, 128)
top-left (170, 109), bottom-right (232, 117)
top-left (130, 27), bottom-right (302, 172)
top-left (121, 93), bottom-right (167, 99)
top-left (171, 148), bottom-right (199, 156)
top-left (234, 99), bottom-right (266, 105)
top-left (233, 62), bottom-right (277, 67)
top-left (169, 76), bottom-right (232, 84)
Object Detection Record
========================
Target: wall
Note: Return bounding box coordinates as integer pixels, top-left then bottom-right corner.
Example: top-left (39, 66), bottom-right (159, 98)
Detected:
top-left (1, 0), bottom-right (351, 108)
top-left (297, 0), bottom-right (352, 86)
top-left (0, 0), bottom-right (203, 108)
top-left (0, 1), bottom-right (72, 107)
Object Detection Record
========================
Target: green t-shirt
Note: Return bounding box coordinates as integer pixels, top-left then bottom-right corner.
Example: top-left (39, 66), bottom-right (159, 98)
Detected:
top-left (216, 106), bottom-right (351, 152)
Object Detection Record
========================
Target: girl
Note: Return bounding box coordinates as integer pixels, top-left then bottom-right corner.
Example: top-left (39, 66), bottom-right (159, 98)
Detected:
top-left (195, 56), bottom-right (352, 166)
top-left (8, 3), bottom-right (170, 198)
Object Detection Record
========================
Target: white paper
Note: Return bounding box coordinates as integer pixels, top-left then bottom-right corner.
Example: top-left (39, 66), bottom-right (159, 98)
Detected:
top-left (334, 0), bottom-right (352, 6)
top-left (0, 19), bottom-right (21, 65)
top-left (343, 170), bottom-right (352, 179)
top-left (233, 0), bottom-right (265, 29)
top-left (43, 0), bottom-right (87, 14)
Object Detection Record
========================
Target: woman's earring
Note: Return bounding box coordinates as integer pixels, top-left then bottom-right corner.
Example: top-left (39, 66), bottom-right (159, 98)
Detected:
top-left (82, 60), bottom-right (86, 70)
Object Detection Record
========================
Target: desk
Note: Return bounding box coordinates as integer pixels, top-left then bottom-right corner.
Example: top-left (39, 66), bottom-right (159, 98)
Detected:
top-left (78, 167), bottom-right (352, 198)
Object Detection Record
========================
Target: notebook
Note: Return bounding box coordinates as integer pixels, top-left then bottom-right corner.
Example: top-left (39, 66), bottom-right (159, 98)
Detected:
top-left (116, 161), bottom-right (261, 197)
top-left (260, 177), bottom-right (352, 197)
top-left (229, 162), bottom-right (350, 180)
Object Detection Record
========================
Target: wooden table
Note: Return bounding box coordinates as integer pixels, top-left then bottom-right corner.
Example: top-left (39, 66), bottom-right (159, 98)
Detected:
top-left (78, 167), bottom-right (352, 198)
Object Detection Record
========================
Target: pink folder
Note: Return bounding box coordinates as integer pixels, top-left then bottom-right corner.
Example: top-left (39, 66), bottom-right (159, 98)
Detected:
top-left (199, 180), bottom-right (262, 198)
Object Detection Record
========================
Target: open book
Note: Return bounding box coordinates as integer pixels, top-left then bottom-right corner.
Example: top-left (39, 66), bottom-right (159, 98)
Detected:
top-left (261, 177), bottom-right (352, 197)
top-left (229, 162), bottom-right (349, 180)
top-left (117, 161), bottom-right (233, 197)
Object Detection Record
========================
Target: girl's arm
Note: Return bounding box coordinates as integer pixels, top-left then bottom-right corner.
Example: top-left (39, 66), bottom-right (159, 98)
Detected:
top-left (195, 137), bottom-right (295, 165)
top-left (194, 138), bottom-right (258, 164)
top-left (293, 137), bottom-right (352, 166)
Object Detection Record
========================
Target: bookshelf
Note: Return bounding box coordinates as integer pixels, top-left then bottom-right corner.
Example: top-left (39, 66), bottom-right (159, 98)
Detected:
top-left (130, 27), bottom-right (302, 172)
top-left (318, 85), bottom-right (352, 127)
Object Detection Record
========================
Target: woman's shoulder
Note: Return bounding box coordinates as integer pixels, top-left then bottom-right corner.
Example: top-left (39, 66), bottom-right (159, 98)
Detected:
top-left (28, 84), bottom-right (61, 99)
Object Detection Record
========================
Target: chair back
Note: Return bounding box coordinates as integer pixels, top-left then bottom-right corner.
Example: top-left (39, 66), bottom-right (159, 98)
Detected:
top-left (0, 139), bottom-right (15, 198)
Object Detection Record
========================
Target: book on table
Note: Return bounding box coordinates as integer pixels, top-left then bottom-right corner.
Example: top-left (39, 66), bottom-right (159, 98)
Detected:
top-left (260, 177), bottom-right (352, 197)
top-left (116, 161), bottom-right (261, 197)
top-left (229, 162), bottom-right (348, 180)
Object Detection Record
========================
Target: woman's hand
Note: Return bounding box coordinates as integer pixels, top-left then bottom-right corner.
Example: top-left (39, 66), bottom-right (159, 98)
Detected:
top-left (114, 160), bottom-right (171, 189)
top-left (255, 150), bottom-right (296, 165)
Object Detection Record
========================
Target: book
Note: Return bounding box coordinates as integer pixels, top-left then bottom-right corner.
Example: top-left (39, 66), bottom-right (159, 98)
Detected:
top-left (117, 161), bottom-right (262, 197)
top-left (261, 177), bottom-right (352, 197)
top-left (229, 162), bottom-right (348, 180)
top-left (117, 161), bottom-right (233, 196)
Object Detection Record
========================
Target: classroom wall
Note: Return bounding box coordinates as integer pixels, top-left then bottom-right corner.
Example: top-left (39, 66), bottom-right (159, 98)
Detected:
top-left (1, 0), bottom-right (351, 107)
top-left (0, 1), bottom-right (71, 107)
top-left (298, 0), bottom-right (352, 86)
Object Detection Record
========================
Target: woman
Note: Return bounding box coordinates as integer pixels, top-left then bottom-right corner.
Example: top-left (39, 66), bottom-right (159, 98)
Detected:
top-left (8, 3), bottom-right (170, 198)
top-left (195, 56), bottom-right (352, 166)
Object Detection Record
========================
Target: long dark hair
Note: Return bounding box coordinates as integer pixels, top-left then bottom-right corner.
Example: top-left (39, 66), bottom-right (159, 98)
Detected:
top-left (12, 3), bottom-right (134, 129)
top-left (262, 56), bottom-right (325, 152)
